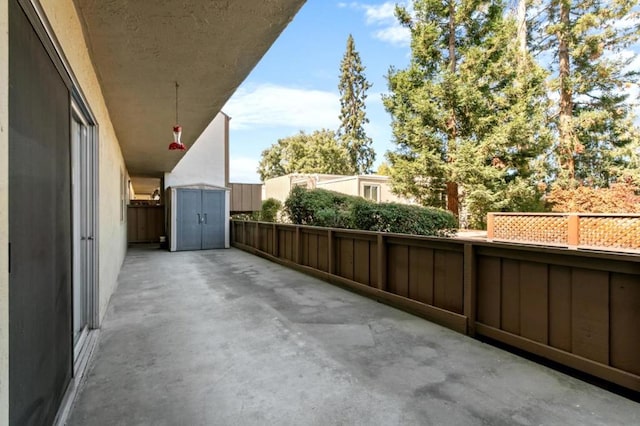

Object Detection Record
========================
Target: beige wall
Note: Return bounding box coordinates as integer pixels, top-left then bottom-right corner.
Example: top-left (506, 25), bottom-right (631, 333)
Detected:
top-left (0, 0), bottom-right (8, 419)
top-left (317, 178), bottom-right (358, 195)
top-left (264, 175), bottom-right (294, 203)
top-left (41, 0), bottom-right (129, 321)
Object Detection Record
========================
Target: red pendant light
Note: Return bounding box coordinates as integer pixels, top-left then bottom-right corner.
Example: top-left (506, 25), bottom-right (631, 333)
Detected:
top-left (168, 82), bottom-right (186, 151)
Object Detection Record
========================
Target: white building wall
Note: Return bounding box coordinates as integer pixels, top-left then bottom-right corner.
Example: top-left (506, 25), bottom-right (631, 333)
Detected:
top-left (164, 112), bottom-right (228, 189)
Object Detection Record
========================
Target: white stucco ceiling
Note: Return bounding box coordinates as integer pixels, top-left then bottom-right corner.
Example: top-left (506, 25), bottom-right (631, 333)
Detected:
top-left (74, 0), bottom-right (306, 177)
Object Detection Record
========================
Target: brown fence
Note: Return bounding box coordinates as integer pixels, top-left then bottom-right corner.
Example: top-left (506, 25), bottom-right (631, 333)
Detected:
top-left (487, 212), bottom-right (640, 253)
top-left (127, 205), bottom-right (164, 243)
top-left (231, 220), bottom-right (640, 392)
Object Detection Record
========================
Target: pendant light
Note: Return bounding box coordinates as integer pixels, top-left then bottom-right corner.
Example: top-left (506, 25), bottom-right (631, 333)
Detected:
top-left (168, 82), bottom-right (186, 150)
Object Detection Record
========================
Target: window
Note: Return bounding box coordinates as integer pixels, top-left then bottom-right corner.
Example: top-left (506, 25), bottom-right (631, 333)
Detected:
top-left (363, 185), bottom-right (379, 202)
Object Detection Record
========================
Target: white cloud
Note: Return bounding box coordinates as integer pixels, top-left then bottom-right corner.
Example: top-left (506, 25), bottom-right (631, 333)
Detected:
top-left (223, 84), bottom-right (340, 131)
top-left (229, 156), bottom-right (261, 183)
top-left (344, 1), bottom-right (411, 47)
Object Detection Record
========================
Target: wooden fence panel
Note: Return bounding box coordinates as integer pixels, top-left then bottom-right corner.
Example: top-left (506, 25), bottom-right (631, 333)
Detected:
top-left (548, 265), bottom-right (571, 352)
top-left (571, 269), bottom-right (609, 364)
top-left (434, 250), bottom-right (464, 314)
top-left (408, 246), bottom-right (434, 304)
top-left (610, 273), bottom-right (640, 376)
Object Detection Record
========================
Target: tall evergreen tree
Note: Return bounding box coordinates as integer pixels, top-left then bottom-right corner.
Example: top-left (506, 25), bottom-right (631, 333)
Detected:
top-left (384, 0), bottom-right (551, 227)
top-left (338, 34), bottom-right (376, 174)
top-left (532, 0), bottom-right (640, 186)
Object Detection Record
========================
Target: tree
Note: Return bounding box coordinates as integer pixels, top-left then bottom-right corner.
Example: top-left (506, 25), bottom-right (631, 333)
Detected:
top-left (257, 130), bottom-right (352, 181)
top-left (384, 0), bottom-right (551, 227)
top-left (338, 34), bottom-right (376, 174)
top-left (531, 0), bottom-right (640, 186)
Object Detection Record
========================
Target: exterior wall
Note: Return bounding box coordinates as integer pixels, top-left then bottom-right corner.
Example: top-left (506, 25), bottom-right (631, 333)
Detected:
top-left (230, 183), bottom-right (262, 212)
top-left (316, 177), bottom-right (358, 195)
top-left (164, 112), bottom-right (228, 189)
top-left (40, 0), bottom-right (128, 322)
top-left (264, 175), bottom-right (294, 203)
top-left (0, 0), bottom-right (8, 419)
top-left (357, 176), bottom-right (411, 204)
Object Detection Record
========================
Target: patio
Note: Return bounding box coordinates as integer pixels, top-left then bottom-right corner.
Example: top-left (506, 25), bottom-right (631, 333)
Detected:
top-left (67, 247), bottom-right (639, 425)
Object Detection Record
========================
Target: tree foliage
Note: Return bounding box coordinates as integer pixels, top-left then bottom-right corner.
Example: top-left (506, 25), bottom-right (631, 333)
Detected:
top-left (531, 0), bottom-right (640, 186)
top-left (257, 130), bottom-right (352, 181)
top-left (384, 0), bottom-right (551, 228)
top-left (546, 182), bottom-right (640, 212)
top-left (338, 34), bottom-right (376, 174)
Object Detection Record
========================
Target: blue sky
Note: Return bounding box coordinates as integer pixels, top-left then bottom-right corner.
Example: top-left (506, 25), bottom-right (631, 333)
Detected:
top-left (224, 1), bottom-right (412, 182)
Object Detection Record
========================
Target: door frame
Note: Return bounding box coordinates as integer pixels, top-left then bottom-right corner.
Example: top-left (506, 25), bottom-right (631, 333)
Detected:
top-left (70, 100), bottom-right (99, 369)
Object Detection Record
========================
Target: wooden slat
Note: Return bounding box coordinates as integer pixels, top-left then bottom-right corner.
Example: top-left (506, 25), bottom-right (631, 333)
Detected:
top-left (463, 244), bottom-right (476, 336)
top-left (434, 251), bottom-right (464, 314)
top-left (549, 265), bottom-right (571, 351)
top-left (317, 234), bottom-right (328, 272)
top-left (501, 259), bottom-right (520, 335)
top-left (571, 269), bottom-right (609, 364)
top-left (477, 256), bottom-right (501, 328)
top-left (409, 246), bottom-right (434, 305)
top-left (369, 240), bottom-right (378, 288)
top-left (609, 273), bottom-right (640, 376)
top-left (338, 237), bottom-right (354, 280)
top-left (519, 261), bottom-right (548, 344)
top-left (353, 239), bottom-right (370, 286)
top-left (310, 233), bottom-right (320, 269)
top-left (388, 244), bottom-right (409, 297)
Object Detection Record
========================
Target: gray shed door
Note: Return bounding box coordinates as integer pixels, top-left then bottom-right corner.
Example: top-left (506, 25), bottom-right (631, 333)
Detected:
top-left (176, 189), bottom-right (226, 250)
top-left (176, 189), bottom-right (203, 251)
top-left (9, 1), bottom-right (73, 424)
top-left (202, 190), bottom-right (225, 249)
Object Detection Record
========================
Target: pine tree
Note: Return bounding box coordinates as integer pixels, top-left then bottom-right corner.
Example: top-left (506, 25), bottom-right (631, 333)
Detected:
top-left (532, 0), bottom-right (640, 186)
top-left (338, 34), bottom-right (376, 175)
top-left (384, 0), bottom-right (551, 227)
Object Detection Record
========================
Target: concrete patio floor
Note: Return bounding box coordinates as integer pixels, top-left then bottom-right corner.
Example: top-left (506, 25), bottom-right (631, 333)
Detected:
top-left (67, 247), bottom-right (639, 426)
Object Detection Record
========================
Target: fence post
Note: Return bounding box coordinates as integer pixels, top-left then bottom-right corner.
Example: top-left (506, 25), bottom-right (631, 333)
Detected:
top-left (377, 234), bottom-right (387, 291)
top-left (242, 221), bottom-right (246, 245)
top-left (463, 243), bottom-right (476, 337)
top-left (568, 214), bottom-right (579, 249)
top-left (486, 213), bottom-right (495, 241)
top-left (328, 229), bottom-right (335, 275)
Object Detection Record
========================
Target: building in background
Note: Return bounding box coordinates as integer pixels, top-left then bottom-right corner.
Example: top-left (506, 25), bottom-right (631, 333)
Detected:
top-left (264, 173), bottom-right (415, 205)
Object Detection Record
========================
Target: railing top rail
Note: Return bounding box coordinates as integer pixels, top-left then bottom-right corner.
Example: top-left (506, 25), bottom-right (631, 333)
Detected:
top-left (488, 212), bottom-right (640, 218)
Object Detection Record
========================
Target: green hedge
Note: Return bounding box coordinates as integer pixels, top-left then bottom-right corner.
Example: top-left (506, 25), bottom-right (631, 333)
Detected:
top-left (284, 186), bottom-right (457, 237)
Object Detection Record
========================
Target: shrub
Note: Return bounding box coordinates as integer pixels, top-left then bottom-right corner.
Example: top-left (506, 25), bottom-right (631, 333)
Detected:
top-left (353, 202), bottom-right (457, 237)
top-left (284, 186), bottom-right (360, 228)
top-left (260, 198), bottom-right (282, 222)
top-left (284, 186), bottom-right (457, 237)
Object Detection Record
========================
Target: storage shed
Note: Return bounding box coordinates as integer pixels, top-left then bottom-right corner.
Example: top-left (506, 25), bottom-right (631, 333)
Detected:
top-left (166, 184), bottom-right (230, 251)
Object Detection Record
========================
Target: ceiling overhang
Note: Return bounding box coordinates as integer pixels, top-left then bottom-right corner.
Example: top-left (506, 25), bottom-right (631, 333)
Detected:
top-left (73, 0), bottom-right (306, 177)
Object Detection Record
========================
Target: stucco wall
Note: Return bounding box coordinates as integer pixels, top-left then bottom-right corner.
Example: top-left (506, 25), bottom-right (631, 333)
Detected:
top-left (264, 175), bottom-right (294, 203)
top-left (164, 112), bottom-right (228, 189)
top-left (40, 0), bottom-right (128, 322)
top-left (0, 1), bottom-right (8, 419)
top-left (317, 178), bottom-right (359, 196)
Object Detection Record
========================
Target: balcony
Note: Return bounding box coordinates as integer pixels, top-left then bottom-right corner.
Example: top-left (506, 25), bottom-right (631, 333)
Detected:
top-left (66, 245), bottom-right (638, 424)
